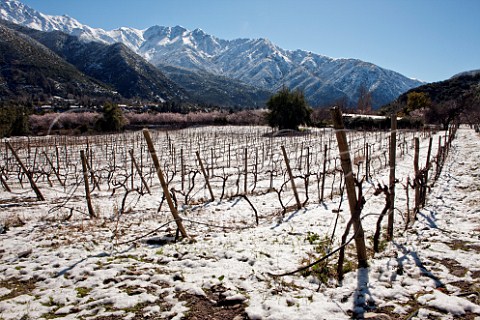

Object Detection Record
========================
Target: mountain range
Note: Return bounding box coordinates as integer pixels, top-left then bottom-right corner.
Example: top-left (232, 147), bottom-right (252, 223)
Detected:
top-left (0, 0), bottom-right (424, 108)
top-left (2, 20), bottom-right (190, 102)
top-left (396, 71), bottom-right (480, 106)
top-left (0, 21), bottom-right (114, 100)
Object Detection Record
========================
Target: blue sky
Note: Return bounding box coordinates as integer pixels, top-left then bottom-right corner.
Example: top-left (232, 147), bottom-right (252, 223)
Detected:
top-left (20, 0), bottom-right (480, 83)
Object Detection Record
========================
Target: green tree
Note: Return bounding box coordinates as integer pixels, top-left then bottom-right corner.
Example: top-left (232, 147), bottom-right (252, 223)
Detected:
top-left (96, 102), bottom-right (127, 132)
top-left (405, 92), bottom-right (430, 115)
top-left (11, 109), bottom-right (30, 136)
top-left (0, 105), bottom-right (31, 137)
top-left (266, 87), bottom-right (312, 130)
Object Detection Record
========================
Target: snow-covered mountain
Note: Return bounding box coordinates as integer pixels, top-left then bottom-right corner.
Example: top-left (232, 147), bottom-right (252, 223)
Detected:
top-left (0, 0), bottom-right (145, 50)
top-left (0, 0), bottom-right (424, 108)
top-left (132, 25), bottom-right (423, 108)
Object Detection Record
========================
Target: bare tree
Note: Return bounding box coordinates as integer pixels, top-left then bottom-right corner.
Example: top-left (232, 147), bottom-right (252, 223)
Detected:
top-left (357, 84), bottom-right (372, 115)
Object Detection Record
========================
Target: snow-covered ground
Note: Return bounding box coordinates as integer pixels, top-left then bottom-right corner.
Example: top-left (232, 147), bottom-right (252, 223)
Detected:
top-left (0, 126), bottom-right (479, 319)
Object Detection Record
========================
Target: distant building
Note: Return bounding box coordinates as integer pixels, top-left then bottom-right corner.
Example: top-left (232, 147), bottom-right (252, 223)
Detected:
top-left (36, 105), bottom-right (53, 112)
top-left (343, 113), bottom-right (395, 120)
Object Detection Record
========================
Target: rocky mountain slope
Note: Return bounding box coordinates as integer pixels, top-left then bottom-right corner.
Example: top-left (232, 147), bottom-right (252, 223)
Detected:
top-left (3, 21), bottom-right (190, 103)
top-left (0, 0), bottom-right (424, 108)
top-left (141, 30), bottom-right (421, 108)
top-left (0, 22), bottom-right (114, 101)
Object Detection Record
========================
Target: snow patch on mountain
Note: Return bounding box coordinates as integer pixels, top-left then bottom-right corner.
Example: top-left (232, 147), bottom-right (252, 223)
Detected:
top-left (0, 0), bottom-right (424, 107)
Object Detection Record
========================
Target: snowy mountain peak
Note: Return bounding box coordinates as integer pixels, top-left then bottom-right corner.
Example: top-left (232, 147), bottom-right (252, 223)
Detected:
top-left (167, 25), bottom-right (187, 39)
top-left (0, 0), bottom-right (83, 33)
top-left (192, 27), bottom-right (206, 35)
top-left (143, 25), bottom-right (189, 43)
top-left (1, 0), bottom-right (424, 107)
top-left (0, 0), bottom-right (145, 50)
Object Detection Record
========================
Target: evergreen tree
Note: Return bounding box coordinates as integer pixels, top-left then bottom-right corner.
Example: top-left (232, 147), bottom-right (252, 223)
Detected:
top-left (266, 87), bottom-right (312, 130)
top-left (0, 105), bottom-right (31, 137)
top-left (96, 102), bottom-right (127, 132)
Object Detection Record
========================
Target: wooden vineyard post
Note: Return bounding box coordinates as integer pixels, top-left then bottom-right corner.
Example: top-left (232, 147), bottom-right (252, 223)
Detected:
top-left (128, 149), bottom-right (151, 195)
top-left (422, 137), bottom-right (433, 207)
top-left (210, 148), bottom-right (214, 177)
top-left (299, 142), bottom-right (304, 171)
top-left (365, 142), bottom-right (369, 180)
top-left (228, 144), bottom-right (231, 168)
top-left (435, 136), bottom-right (442, 180)
top-left (196, 151), bottom-right (215, 202)
top-left (181, 149), bottom-right (185, 191)
top-left (244, 148), bottom-right (248, 194)
top-left (143, 129), bottom-right (188, 238)
top-left (413, 137), bottom-right (420, 216)
top-left (255, 147), bottom-right (259, 190)
top-left (281, 145), bottom-right (302, 210)
top-left (306, 146), bottom-right (310, 197)
top-left (320, 144), bottom-right (327, 203)
top-left (55, 146), bottom-right (60, 176)
top-left (5, 141), bottom-right (44, 201)
top-left (387, 113), bottom-right (397, 240)
top-left (405, 176), bottom-right (411, 229)
top-left (444, 130), bottom-right (447, 150)
top-left (330, 107), bottom-right (368, 268)
top-left (80, 150), bottom-right (96, 218)
top-left (131, 148), bottom-right (134, 190)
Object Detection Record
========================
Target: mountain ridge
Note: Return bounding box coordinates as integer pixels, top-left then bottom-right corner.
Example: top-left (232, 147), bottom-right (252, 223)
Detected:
top-left (0, 0), bottom-right (424, 108)
top-left (0, 21), bottom-right (116, 101)
top-left (0, 19), bottom-right (192, 103)
top-left (396, 71), bottom-right (480, 106)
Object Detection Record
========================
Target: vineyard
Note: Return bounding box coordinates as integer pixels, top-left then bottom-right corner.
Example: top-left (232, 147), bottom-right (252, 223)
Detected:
top-left (1, 122), bottom-right (479, 319)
